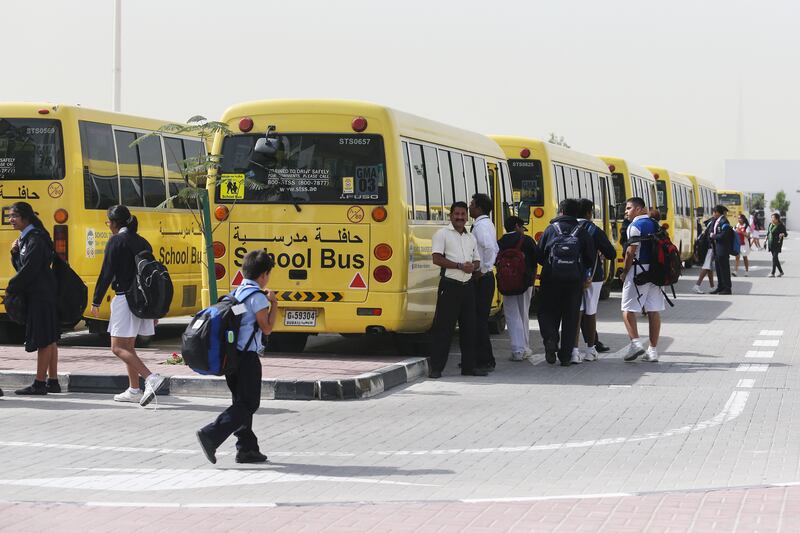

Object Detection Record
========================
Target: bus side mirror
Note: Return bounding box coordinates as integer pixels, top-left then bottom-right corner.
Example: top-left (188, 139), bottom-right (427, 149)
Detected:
top-left (253, 124), bottom-right (280, 158)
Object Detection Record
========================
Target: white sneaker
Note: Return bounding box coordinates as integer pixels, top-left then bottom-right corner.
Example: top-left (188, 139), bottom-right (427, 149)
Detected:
top-left (114, 388), bottom-right (142, 403)
top-left (768, 274), bottom-right (775, 278)
top-left (510, 351), bottom-right (525, 362)
top-left (523, 348), bottom-right (533, 360)
top-left (583, 346), bottom-right (598, 361)
top-left (643, 346), bottom-right (659, 362)
top-left (624, 341), bottom-right (645, 362)
top-left (140, 374), bottom-right (167, 407)
top-left (692, 285), bottom-right (704, 294)
top-left (570, 348), bottom-right (583, 364)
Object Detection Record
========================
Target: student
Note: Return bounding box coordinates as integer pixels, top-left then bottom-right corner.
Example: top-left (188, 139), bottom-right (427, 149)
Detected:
top-left (469, 193), bottom-right (499, 371)
top-left (497, 216), bottom-right (538, 361)
top-left (7, 202), bottom-right (60, 395)
top-left (693, 217), bottom-right (716, 294)
top-left (767, 213), bottom-right (788, 277)
top-left (90, 205), bottom-right (167, 406)
top-left (197, 250), bottom-right (278, 464)
top-left (734, 214), bottom-right (751, 276)
top-left (618, 197), bottom-right (664, 362)
top-left (709, 205), bottom-right (733, 294)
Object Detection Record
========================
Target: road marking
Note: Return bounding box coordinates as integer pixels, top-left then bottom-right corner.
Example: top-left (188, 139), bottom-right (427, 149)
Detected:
top-left (753, 339), bottom-right (779, 347)
top-left (745, 351), bottom-right (775, 358)
top-left (759, 330), bottom-right (784, 336)
top-left (462, 492), bottom-right (632, 503)
top-left (736, 364), bottom-right (769, 372)
top-left (737, 379), bottom-right (755, 388)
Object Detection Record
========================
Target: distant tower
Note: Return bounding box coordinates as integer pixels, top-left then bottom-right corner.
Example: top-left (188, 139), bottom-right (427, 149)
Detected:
top-left (735, 82), bottom-right (745, 159)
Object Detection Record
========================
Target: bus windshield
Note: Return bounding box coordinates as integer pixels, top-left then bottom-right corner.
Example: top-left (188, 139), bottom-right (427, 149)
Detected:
top-left (217, 133), bottom-right (387, 204)
top-left (0, 118), bottom-right (64, 180)
top-left (508, 159), bottom-right (544, 206)
top-left (655, 180), bottom-right (668, 215)
top-left (719, 193), bottom-right (741, 206)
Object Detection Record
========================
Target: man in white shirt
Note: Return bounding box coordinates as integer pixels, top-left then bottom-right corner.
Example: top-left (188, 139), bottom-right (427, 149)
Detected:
top-left (429, 201), bottom-right (488, 378)
top-left (469, 193), bottom-right (500, 370)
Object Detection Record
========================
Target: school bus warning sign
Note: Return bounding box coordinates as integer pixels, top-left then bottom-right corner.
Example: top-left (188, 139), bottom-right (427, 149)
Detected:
top-left (220, 174), bottom-right (245, 200)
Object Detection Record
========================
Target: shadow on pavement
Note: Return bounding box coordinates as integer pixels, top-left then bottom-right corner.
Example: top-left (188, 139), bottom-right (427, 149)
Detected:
top-left (224, 461), bottom-right (454, 478)
top-left (0, 396), bottom-right (297, 415)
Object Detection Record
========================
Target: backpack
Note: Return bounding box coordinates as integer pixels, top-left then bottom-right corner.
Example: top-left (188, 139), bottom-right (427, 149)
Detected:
top-left (628, 218), bottom-right (681, 310)
top-left (547, 222), bottom-right (584, 282)
top-left (496, 236), bottom-right (529, 295)
top-left (181, 287), bottom-right (263, 376)
top-left (126, 250), bottom-right (173, 319)
top-left (52, 255), bottom-right (88, 327)
top-left (726, 224), bottom-right (741, 256)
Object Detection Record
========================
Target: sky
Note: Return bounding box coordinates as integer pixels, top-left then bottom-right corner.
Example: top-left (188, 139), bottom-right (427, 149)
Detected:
top-left (4, 0), bottom-right (799, 185)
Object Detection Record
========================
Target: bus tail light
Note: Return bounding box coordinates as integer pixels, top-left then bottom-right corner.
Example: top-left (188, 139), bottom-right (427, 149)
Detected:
top-left (38, 109), bottom-right (50, 115)
top-left (374, 243), bottom-right (392, 260)
top-left (534, 231), bottom-right (543, 242)
top-left (239, 117), bottom-right (254, 132)
top-left (352, 116), bottom-right (368, 132)
top-left (357, 308), bottom-right (383, 316)
top-left (53, 225), bottom-right (68, 262)
top-left (653, 173), bottom-right (660, 180)
top-left (372, 206), bottom-right (387, 222)
top-left (533, 207), bottom-right (545, 218)
top-left (213, 241), bottom-right (226, 259)
top-left (215, 205), bottom-right (229, 221)
top-left (520, 148), bottom-right (531, 158)
top-left (608, 164), bottom-right (616, 172)
top-left (53, 209), bottom-right (69, 224)
top-left (373, 265), bottom-right (392, 283)
top-left (214, 263), bottom-right (226, 280)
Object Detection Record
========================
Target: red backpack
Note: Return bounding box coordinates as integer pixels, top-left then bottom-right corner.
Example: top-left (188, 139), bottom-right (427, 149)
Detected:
top-left (495, 237), bottom-right (530, 295)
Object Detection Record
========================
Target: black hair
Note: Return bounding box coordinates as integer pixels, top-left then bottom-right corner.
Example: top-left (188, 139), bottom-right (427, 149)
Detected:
top-left (578, 198), bottom-right (594, 218)
top-left (242, 250), bottom-right (275, 280)
top-left (471, 193), bottom-right (493, 215)
top-left (504, 215), bottom-right (525, 233)
top-left (9, 201), bottom-right (45, 231)
top-left (626, 197), bottom-right (645, 209)
top-left (558, 198), bottom-right (580, 217)
top-left (738, 214), bottom-right (749, 227)
top-left (772, 213), bottom-right (782, 222)
top-left (107, 205), bottom-right (139, 233)
top-left (450, 201), bottom-right (469, 213)
top-left (712, 204), bottom-right (728, 215)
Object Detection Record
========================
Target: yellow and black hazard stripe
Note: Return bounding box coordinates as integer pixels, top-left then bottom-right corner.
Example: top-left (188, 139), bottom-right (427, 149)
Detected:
top-left (278, 291), bottom-right (343, 302)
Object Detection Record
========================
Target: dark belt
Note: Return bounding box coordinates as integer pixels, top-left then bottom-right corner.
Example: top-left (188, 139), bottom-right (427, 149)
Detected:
top-left (441, 276), bottom-right (473, 286)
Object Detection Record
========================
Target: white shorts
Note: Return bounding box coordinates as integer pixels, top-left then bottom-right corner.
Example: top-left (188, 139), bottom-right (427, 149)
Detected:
top-left (739, 242), bottom-right (750, 257)
top-left (108, 294), bottom-right (155, 338)
top-left (580, 281), bottom-right (603, 315)
top-left (621, 266), bottom-right (665, 313)
top-left (702, 249), bottom-right (714, 270)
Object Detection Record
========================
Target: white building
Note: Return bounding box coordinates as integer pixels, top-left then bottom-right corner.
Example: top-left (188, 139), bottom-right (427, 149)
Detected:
top-left (724, 159), bottom-right (800, 230)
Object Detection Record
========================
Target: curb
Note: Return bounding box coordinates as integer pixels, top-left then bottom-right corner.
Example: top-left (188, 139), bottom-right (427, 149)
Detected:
top-left (0, 357), bottom-right (428, 401)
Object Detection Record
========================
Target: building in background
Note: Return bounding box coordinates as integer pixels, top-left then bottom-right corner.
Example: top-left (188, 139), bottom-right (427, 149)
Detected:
top-left (725, 160), bottom-right (800, 230)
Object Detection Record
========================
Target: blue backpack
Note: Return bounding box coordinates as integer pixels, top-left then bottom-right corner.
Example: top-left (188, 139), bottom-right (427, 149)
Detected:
top-left (721, 223), bottom-right (741, 256)
top-left (181, 287), bottom-right (263, 376)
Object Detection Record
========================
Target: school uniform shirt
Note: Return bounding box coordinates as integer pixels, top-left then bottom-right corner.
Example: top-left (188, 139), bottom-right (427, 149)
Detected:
top-left (471, 215), bottom-right (499, 275)
top-left (234, 279), bottom-right (269, 353)
top-left (577, 218), bottom-right (616, 282)
top-left (432, 223), bottom-right (481, 283)
top-left (627, 215), bottom-right (657, 264)
top-left (93, 227), bottom-right (152, 306)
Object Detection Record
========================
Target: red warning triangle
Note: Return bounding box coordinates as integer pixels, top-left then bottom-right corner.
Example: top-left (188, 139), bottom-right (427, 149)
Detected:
top-left (231, 270), bottom-right (244, 286)
top-left (349, 272), bottom-right (367, 289)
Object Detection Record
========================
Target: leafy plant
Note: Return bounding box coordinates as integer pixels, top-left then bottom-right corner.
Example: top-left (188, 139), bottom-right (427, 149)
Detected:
top-left (770, 190), bottom-right (790, 216)
top-left (548, 133), bottom-right (570, 148)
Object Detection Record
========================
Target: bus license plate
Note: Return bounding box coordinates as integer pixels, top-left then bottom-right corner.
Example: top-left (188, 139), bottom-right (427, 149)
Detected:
top-left (284, 310), bottom-right (317, 327)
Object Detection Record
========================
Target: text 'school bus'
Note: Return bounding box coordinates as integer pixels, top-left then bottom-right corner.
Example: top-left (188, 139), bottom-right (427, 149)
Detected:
top-left (490, 137), bottom-right (616, 288)
top-left (0, 103), bottom-right (206, 340)
top-left (645, 167), bottom-right (695, 266)
top-left (717, 189), bottom-right (751, 223)
top-left (686, 175), bottom-right (718, 236)
top-left (204, 99), bottom-right (514, 352)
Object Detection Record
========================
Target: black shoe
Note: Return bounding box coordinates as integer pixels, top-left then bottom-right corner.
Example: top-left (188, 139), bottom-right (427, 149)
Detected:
top-left (544, 340), bottom-right (558, 364)
top-left (0, 388), bottom-right (4, 397)
top-left (560, 361), bottom-right (572, 367)
top-left (15, 381), bottom-right (47, 395)
top-left (461, 368), bottom-right (489, 376)
top-left (429, 370), bottom-right (442, 379)
top-left (236, 449), bottom-right (268, 464)
top-left (718, 289), bottom-right (732, 295)
top-left (478, 366), bottom-right (495, 373)
top-left (595, 341), bottom-right (610, 353)
top-left (709, 289), bottom-right (721, 294)
top-left (46, 379), bottom-right (61, 394)
top-left (196, 430), bottom-right (217, 464)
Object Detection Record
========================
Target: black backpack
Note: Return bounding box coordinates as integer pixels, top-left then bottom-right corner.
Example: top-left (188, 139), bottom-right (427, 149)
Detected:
top-left (547, 222), bottom-right (584, 282)
top-left (126, 250), bottom-right (173, 319)
top-left (53, 255), bottom-right (88, 327)
top-left (628, 218), bottom-right (681, 310)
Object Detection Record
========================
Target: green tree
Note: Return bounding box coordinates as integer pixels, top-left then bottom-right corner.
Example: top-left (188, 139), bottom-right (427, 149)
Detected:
top-left (770, 190), bottom-right (791, 216)
top-left (751, 193), bottom-right (765, 210)
top-left (548, 133), bottom-right (570, 149)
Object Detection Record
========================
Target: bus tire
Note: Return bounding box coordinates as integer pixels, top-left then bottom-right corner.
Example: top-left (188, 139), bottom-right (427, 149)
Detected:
top-left (599, 284), bottom-right (611, 300)
top-left (136, 335), bottom-right (153, 348)
top-left (488, 311), bottom-right (506, 335)
top-left (684, 259), bottom-right (693, 269)
top-left (266, 332), bottom-right (309, 353)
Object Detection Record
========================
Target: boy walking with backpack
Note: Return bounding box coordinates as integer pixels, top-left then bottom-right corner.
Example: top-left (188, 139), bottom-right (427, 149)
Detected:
top-left (618, 197), bottom-right (664, 362)
top-left (197, 250), bottom-right (278, 464)
top-left (536, 199), bottom-right (595, 366)
top-left (497, 216), bottom-right (538, 361)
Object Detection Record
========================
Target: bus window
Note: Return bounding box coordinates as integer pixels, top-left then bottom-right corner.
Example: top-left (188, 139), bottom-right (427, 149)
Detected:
top-left (409, 143), bottom-right (428, 220)
top-left (402, 142), bottom-right (413, 219)
top-left (568, 167), bottom-right (580, 199)
top-left (463, 155), bottom-right (476, 199)
top-left (592, 173), bottom-right (603, 219)
top-left (164, 136), bottom-right (194, 209)
top-left (438, 149), bottom-right (454, 215)
top-left (80, 121), bottom-right (119, 209)
top-left (138, 134), bottom-right (166, 208)
top-left (115, 130), bottom-right (143, 207)
top-left (554, 164), bottom-right (565, 202)
top-left (450, 152), bottom-right (467, 202)
top-left (474, 157), bottom-right (488, 195)
top-left (579, 170), bottom-right (591, 200)
top-left (487, 164), bottom-right (496, 205)
top-left (183, 139), bottom-right (207, 187)
top-left (500, 161), bottom-right (514, 217)
top-left (656, 180), bottom-right (667, 216)
top-left (422, 145), bottom-right (443, 221)
top-left (611, 173), bottom-right (625, 218)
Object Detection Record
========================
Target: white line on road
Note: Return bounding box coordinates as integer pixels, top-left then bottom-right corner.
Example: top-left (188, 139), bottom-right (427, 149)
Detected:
top-left (745, 351), bottom-right (775, 358)
top-left (461, 492), bottom-right (632, 503)
top-left (753, 339), bottom-right (780, 347)
top-left (736, 364), bottom-right (769, 372)
top-left (759, 330), bottom-right (784, 336)
top-left (737, 379), bottom-right (755, 388)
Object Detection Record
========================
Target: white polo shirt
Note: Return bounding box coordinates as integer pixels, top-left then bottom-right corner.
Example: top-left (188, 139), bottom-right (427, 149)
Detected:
top-left (432, 223), bottom-right (481, 282)
top-left (471, 215), bottom-right (499, 275)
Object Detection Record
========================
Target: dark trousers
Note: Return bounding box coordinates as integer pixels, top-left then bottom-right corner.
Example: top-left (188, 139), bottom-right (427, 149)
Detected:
top-left (201, 351), bottom-right (262, 452)
top-left (474, 271), bottom-right (496, 368)
top-left (537, 280), bottom-right (583, 362)
top-left (714, 251), bottom-right (732, 291)
top-left (772, 250), bottom-right (784, 274)
top-left (430, 278), bottom-right (477, 373)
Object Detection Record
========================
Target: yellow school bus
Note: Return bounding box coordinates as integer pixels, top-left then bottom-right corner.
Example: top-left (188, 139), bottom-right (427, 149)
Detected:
top-left (718, 189), bottom-right (751, 222)
top-left (645, 166), bottom-right (695, 265)
top-left (598, 156), bottom-right (657, 277)
top-left (205, 99), bottom-right (513, 352)
top-left (490, 137), bottom-right (615, 288)
top-left (0, 103), bottom-right (205, 340)
top-left (687, 175), bottom-right (718, 237)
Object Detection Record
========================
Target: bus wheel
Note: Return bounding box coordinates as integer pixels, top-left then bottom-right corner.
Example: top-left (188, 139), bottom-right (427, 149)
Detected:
top-left (136, 335), bottom-right (153, 348)
top-left (599, 284), bottom-right (611, 300)
top-left (0, 322), bottom-right (26, 344)
top-left (266, 332), bottom-right (309, 353)
top-left (684, 259), bottom-right (693, 269)
top-left (488, 312), bottom-right (506, 334)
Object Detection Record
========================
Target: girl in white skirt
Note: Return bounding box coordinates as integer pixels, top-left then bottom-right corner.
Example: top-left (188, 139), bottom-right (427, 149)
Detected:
top-left (734, 214), bottom-right (751, 276)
